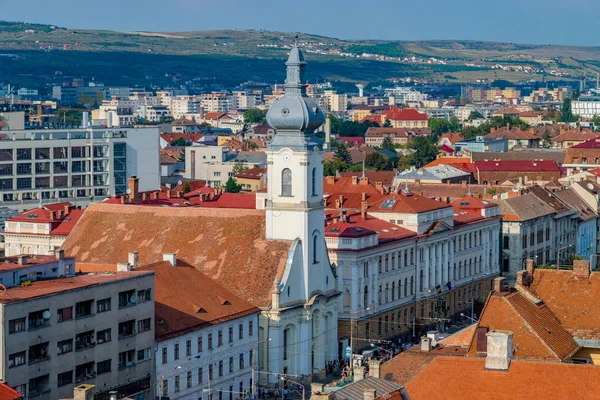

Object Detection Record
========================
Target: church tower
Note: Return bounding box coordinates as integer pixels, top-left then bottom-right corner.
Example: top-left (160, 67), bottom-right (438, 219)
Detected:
top-left (265, 45), bottom-right (328, 299)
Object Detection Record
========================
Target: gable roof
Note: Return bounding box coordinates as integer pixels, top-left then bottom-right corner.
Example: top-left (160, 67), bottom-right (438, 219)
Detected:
top-left (383, 107), bottom-right (428, 121)
top-left (553, 128), bottom-right (600, 143)
top-left (138, 260), bottom-right (259, 341)
top-left (365, 127), bottom-right (411, 138)
top-left (61, 204), bottom-right (291, 307)
top-left (471, 150), bottom-right (566, 164)
top-left (330, 377), bottom-right (403, 400)
top-left (474, 160), bottom-right (560, 173)
top-left (438, 132), bottom-right (463, 145)
top-left (484, 127), bottom-right (539, 140)
top-left (497, 193), bottom-right (556, 221)
top-left (324, 214), bottom-right (416, 243)
top-left (369, 191), bottom-right (451, 214)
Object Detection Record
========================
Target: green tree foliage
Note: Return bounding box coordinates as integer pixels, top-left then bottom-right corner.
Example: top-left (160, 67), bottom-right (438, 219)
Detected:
top-left (183, 182), bottom-right (192, 194)
top-left (540, 128), bottom-right (553, 148)
top-left (428, 118), bottom-right (460, 135)
top-left (409, 136), bottom-right (439, 168)
top-left (243, 109), bottom-right (267, 124)
top-left (335, 143), bottom-right (353, 165)
top-left (381, 136), bottom-right (396, 152)
top-left (365, 152), bottom-right (394, 171)
top-left (225, 176), bottom-right (242, 193)
top-left (559, 98), bottom-right (578, 123)
top-left (383, 119), bottom-right (392, 128)
top-left (346, 42), bottom-right (406, 58)
top-left (468, 111), bottom-right (484, 121)
top-left (591, 115), bottom-right (600, 130)
top-left (58, 109), bottom-right (83, 126)
top-left (232, 160), bottom-right (249, 175)
top-left (329, 115), bottom-right (378, 137)
top-left (170, 137), bottom-right (190, 146)
top-left (323, 159), bottom-right (349, 176)
top-left (490, 79), bottom-right (512, 89)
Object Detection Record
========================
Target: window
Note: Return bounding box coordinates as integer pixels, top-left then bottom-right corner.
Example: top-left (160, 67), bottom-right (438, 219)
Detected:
top-left (186, 339), bottom-right (192, 356)
top-left (313, 233), bottom-right (319, 263)
top-left (75, 330), bottom-right (95, 351)
top-left (137, 347), bottom-right (151, 362)
top-left (209, 365), bottom-right (214, 380)
top-left (218, 360), bottom-right (223, 377)
top-left (8, 317), bottom-right (26, 333)
top-left (138, 318), bottom-right (151, 333)
top-left (58, 371), bottom-right (73, 387)
top-left (174, 376), bottom-right (180, 393)
top-left (198, 368), bottom-right (203, 384)
top-left (311, 167), bottom-right (317, 196)
top-left (249, 320), bottom-right (254, 336)
top-left (16, 163), bottom-right (31, 175)
top-left (118, 320), bottom-right (136, 338)
top-left (239, 353), bottom-right (245, 369)
top-left (239, 324), bottom-right (244, 340)
top-left (137, 288), bottom-right (151, 303)
top-left (118, 289), bottom-right (136, 308)
top-left (16, 148), bottom-right (31, 160)
top-left (174, 343), bottom-right (179, 360)
top-left (162, 348), bottom-right (167, 364)
top-left (503, 235), bottom-right (510, 250)
top-left (229, 356), bottom-right (234, 373)
top-left (208, 333), bottom-right (213, 349)
top-left (281, 168), bottom-right (292, 196)
top-left (229, 326), bottom-right (234, 343)
top-left (187, 371), bottom-right (192, 389)
top-left (378, 318), bottom-right (382, 335)
top-left (198, 336), bottom-right (203, 352)
top-left (118, 350), bottom-right (136, 369)
top-left (9, 351), bottom-right (26, 368)
top-left (28, 309), bottom-right (50, 330)
top-left (97, 298), bottom-right (111, 313)
top-left (57, 339), bottom-right (73, 355)
top-left (97, 359), bottom-right (111, 375)
top-left (218, 330), bottom-right (223, 346)
top-left (97, 328), bottom-right (111, 344)
top-left (56, 306), bottom-right (73, 322)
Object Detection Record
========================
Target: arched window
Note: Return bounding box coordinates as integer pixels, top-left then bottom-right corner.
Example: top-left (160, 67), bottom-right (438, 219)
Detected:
top-left (282, 168), bottom-right (292, 196)
top-left (419, 270), bottom-right (424, 292)
top-left (311, 167), bottom-right (317, 196)
top-left (410, 276), bottom-right (414, 295)
top-left (364, 286), bottom-right (369, 307)
top-left (453, 264), bottom-right (457, 280)
top-left (312, 233), bottom-right (319, 264)
top-left (378, 285), bottom-right (383, 304)
top-left (385, 283), bottom-right (389, 303)
top-left (391, 282), bottom-right (395, 301)
top-left (404, 278), bottom-right (408, 297)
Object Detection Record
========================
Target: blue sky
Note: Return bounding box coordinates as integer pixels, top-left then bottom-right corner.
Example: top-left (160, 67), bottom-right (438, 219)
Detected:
top-left (1, 0), bottom-right (598, 46)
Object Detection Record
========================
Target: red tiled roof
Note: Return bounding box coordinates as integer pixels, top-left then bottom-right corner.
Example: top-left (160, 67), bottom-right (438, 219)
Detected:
top-left (8, 202), bottom-right (73, 223)
top-left (0, 255), bottom-right (70, 271)
top-left (404, 357), bottom-right (600, 400)
top-left (438, 132), bottom-right (463, 144)
top-left (360, 114), bottom-right (383, 125)
top-left (338, 136), bottom-right (365, 145)
top-left (235, 167), bottom-right (267, 180)
top-left (199, 193), bottom-right (256, 209)
top-left (451, 195), bottom-right (497, 210)
top-left (138, 260), bottom-right (259, 341)
top-left (569, 138), bottom-right (600, 149)
top-left (61, 204), bottom-right (291, 307)
top-left (424, 157), bottom-right (471, 168)
top-left (324, 177), bottom-right (383, 195)
top-left (203, 112), bottom-right (227, 120)
top-left (325, 214), bottom-right (416, 243)
top-left (438, 324), bottom-right (476, 347)
top-left (50, 208), bottom-right (85, 236)
top-left (160, 133), bottom-right (204, 144)
top-left (384, 107), bottom-right (428, 121)
top-left (0, 383), bottom-right (22, 400)
top-left (338, 171), bottom-right (396, 186)
top-left (365, 127), bottom-right (411, 138)
top-left (172, 118), bottom-right (198, 126)
top-left (474, 160), bottom-right (560, 172)
top-left (369, 191), bottom-right (451, 214)
top-left (484, 127), bottom-right (539, 140)
top-left (553, 128), bottom-right (600, 143)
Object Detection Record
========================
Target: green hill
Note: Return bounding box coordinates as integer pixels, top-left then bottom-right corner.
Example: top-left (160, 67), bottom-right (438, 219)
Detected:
top-left (0, 21), bottom-right (599, 90)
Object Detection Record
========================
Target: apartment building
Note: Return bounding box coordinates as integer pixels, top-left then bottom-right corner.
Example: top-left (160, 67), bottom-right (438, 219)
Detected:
top-left (0, 253), bottom-right (155, 400)
top-left (140, 256), bottom-right (260, 400)
top-left (201, 93), bottom-right (231, 113)
top-left (384, 87), bottom-right (428, 104)
top-left (322, 90), bottom-right (348, 112)
top-left (0, 126), bottom-right (160, 210)
top-left (572, 97), bottom-right (600, 119)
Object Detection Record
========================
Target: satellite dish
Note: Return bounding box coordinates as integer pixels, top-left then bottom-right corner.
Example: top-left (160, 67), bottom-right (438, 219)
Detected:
top-left (126, 188), bottom-right (132, 194)
top-left (177, 180), bottom-right (183, 186)
top-left (129, 295), bottom-right (137, 304)
top-left (588, 183), bottom-right (595, 190)
top-left (42, 310), bottom-right (51, 319)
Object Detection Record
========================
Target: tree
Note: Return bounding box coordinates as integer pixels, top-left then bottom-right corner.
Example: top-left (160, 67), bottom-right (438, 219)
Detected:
top-left (323, 159), bottom-right (349, 176)
top-left (58, 109), bottom-right (83, 126)
top-left (170, 137), bottom-right (190, 146)
top-left (243, 109), bottom-right (267, 124)
top-left (383, 119), bottom-right (392, 128)
top-left (335, 143), bottom-right (353, 164)
top-left (540, 129), bottom-right (553, 148)
top-left (328, 114), bottom-right (379, 137)
top-left (468, 111), bottom-right (484, 121)
top-left (225, 176), bottom-right (242, 193)
top-left (381, 136), bottom-right (396, 152)
top-left (454, 94), bottom-right (461, 105)
top-left (592, 115), bottom-right (600, 131)
top-left (365, 152), bottom-right (393, 171)
top-left (559, 98), bottom-right (578, 123)
top-left (232, 160), bottom-right (249, 175)
top-left (428, 118), bottom-right (458, 135)
top-left (409, 136), bottom-right (439, 168)
top-left (183, 182), bottom-right (192, 194)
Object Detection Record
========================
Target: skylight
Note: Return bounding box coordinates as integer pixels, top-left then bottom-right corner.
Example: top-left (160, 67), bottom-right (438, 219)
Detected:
top-left (380, 199), bottom-right (398, 209)
top-left (330, 228), bottom-right (340, 233)
top-left (26, 214), bottom-right (38, 219)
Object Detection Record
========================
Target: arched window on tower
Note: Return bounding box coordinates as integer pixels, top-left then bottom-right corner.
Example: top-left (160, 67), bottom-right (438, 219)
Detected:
top-left (364, 286), bottom-right (369, 308)
top-left (282, 168), bottom-right (292, 197)
top-left (312, 232), bottom-right (319, 264)
top-left (311, 167), bottom-right (317, 196)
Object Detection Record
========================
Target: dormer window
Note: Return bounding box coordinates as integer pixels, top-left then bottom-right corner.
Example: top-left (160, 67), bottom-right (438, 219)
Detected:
top-left (282, 168), bottom-right (292, 197)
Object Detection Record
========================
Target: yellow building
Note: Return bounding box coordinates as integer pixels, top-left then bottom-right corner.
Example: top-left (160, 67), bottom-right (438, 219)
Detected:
top-left (234, 167), bottom-right (267, 192)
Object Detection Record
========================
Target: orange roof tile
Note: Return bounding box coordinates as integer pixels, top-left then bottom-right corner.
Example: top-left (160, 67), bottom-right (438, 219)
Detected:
top-left (438, 324), bottom-right (476, 347)
top-left (338, 171), bottom-right (397, 186)
top-left (50, 208), bottom-right (85, 236)
top-left (383, 107), bottom-right (428, 121)
top-left (62, 204), bottom-right (291, 307)
top-left (0, 383), bottom-right (22, 400)
top-left (368, 191), bottom-right (451, 214)
top-left (137, 260), bottom-right (259, 341)
top-left (404, 357), bottom-right (600, 400)
top-left (325, 214), bottom-right (416, 243)
top-left (423, 157), bottom-right (472, 168)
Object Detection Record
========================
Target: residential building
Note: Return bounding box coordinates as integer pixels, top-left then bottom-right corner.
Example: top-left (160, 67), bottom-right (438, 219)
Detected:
top-left (91, 99), bottom-right (136, 127)
top-left (365, 128), bottom-right (412, 147)
top-left (322, 90), bottom-right (348, 112)
top-left (0, 126), bottom-right (160, 209)
top-left (201, 93), bottom-right (232, 113)
top-left (572, 97), bottom-right (600, 119)
top-left (393, 165), bottom-right (472, 184)
top-left (2, 203), bottom-right (84, 256)
top-left (134, 105), bottom-right (171, 122)
top-left (140, 256), bottom-right (260, 400)
top-left (384, 87), bottom-right (428, 104)
top-left (0, 253), bottom-right (155, 400)
top-left (484, 127), bottom-right (540, 149)
top-left (423, 108), bottom-right (456, 120)
top-left (563, 139), bottom-right (600, 175)
top-left (455, 137), bottom-right (508, 153)
top-left (524, 87), bottom-right (571, 103)
top-left (382, 108), bottom-right (428, 129)
top-left (63, 46), bottom-right (340, 383)
top-left (245, 124), bottom-right (275, 141)
top-left (474, 160), bottom-right (561, 185)
top-left (552, 128), bottom-right (600, 149)
top-left (235, 167), bottom-right (267, 192)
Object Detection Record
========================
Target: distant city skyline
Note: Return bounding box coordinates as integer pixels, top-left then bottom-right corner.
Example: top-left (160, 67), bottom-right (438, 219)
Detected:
top-left (2, 0), bottom-right (599, 46)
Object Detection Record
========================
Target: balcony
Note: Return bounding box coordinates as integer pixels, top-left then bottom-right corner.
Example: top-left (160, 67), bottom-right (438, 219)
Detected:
top-left (118, 350), bottom-right (136, 370)
top-left (118, 320), bottom-right (136, 340)
top-left (75, 300), bottom-right (94, 319)
top-left (75, 330), bottom-right (95, 351)
top-left (75, 362), bottom-right (96, 383)
top-left (28, 310), bottom-right (50, 331)
top-left (28, 343), bottom-right (50, 365)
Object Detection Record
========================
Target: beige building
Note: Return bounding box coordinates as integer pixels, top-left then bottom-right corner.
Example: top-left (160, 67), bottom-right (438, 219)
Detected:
top-left (235, 167), bottom-right (267, 192)
top-left (0, 252), bottom-right (155, 400)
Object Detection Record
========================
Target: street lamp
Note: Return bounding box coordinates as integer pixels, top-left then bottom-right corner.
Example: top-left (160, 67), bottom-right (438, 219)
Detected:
top-left (460, 313), bottom-right (477, 323)
top-left (556, 244), bottom-right (572, 270)
top-left (280, 375), bottom-right (305, 400)
top-left (252, 338), bottom-right (271, 398)
top-left (158, 365), bottom-right (181, 399)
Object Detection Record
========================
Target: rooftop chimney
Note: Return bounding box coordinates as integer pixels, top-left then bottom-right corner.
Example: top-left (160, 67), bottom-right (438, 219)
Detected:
top-left (163, 253), bottom-right (177, 266)
top-left (117, 262), bottom-right (131, 272)
top-left (361, 202), bottom-right (368, 219)
top-left (352, 176), bottom-right (359, 185)
top-left (516, 270), bottom-right (528, 286)
top-left (363, 389), bottom-right (377, 400)
top-left (17, 255), bottom-right (28, 265)
top-left (359, 176), bottom-right (369, 185)
top-left (493, 277), bottom-right (506, 293)
top-left (573, 259), bottom-right (591, 279)
top-left (55, 249), bottom-right (64, 261)
top-left (73, 384), bottom-right (95, 400)
top-left (526, 259), bottom-right (535, 278)
top-left (420, 336), bottom-right (432, 352)
top-left (368, 360), bottom-right (381, 378)
top-left (375, 182), bottom-right (384, 194)
top-left (354, 366), bottom-right (365, 382)
top-left (485, 330), bottom-right (514, 371)
top-left (128, 251), bottom-right (139, 269)
top-left (128, 176), bottom-right (140, 201)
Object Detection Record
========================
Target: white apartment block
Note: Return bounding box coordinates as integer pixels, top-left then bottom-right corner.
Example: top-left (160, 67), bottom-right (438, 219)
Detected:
top-left (201, 93), bottom-right (232, 113)
top-left (385, 87), bottom-right (428, 105)
top-left (572, 98), bottom-right (600, 119)
top-left (135, 105), bottom-right (171, 122)
top-left (323, 90), bottom-right (348, 112)
top-left (0, 127), bottom-right (160, 210)
top-left (0, 253), bottom-right (155, 400)
top-left (230, 91), bottom-right (257, 110)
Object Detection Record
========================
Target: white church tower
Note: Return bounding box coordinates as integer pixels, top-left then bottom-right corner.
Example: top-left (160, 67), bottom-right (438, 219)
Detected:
top-left (261, 45), bottom-right (339, 381)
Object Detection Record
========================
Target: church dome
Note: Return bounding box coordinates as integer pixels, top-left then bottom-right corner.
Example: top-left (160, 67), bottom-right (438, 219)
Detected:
top-left (266, 46), bottom-right (325, 133)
